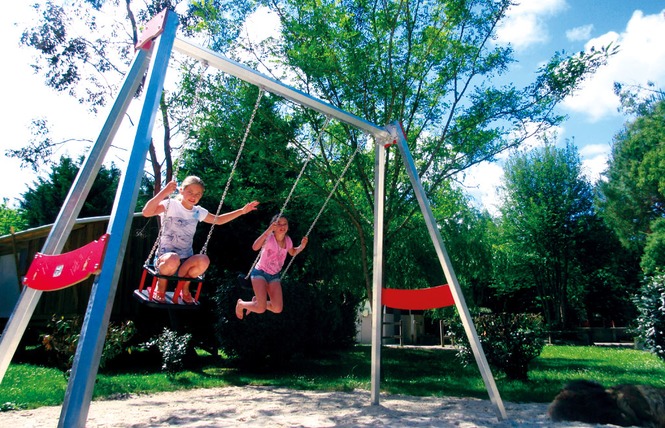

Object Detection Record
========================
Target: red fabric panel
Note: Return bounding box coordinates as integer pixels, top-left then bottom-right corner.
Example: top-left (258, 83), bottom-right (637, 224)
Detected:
top-left (382, 285), bottom-right (454, 310)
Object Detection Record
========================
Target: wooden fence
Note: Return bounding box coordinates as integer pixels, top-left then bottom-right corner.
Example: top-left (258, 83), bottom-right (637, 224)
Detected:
top-left (0, 214), bottom-right (158, 324)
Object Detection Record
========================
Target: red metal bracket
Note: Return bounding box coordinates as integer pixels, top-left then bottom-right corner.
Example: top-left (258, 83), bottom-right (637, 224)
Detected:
top-left (23, 234), bottom-right (110, 291)
top-left (136, 9), bottom-right (169, 50)
top-left (382, 285), bottom-right (454, 310)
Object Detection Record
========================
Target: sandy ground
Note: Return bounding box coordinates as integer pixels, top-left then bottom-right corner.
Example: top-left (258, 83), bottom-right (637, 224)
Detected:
top-left (0, 385), bottom-right (613, 427)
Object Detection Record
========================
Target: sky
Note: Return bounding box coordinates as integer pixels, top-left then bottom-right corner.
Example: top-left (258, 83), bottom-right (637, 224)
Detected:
top-left (1, 1), bottom-right (664, 215)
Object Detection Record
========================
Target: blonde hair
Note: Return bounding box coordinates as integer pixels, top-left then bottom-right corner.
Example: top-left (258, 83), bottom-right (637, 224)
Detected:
top-left (174, 176), bottom-right (205, 202)
top-left (181, 175), bottom-right (205, 190)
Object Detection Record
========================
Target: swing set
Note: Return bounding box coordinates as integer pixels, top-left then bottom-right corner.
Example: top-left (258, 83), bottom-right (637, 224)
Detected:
top-left (0, 9), bottom-right (507, 427)
top-left (133, 84), bottom-right (265, 307)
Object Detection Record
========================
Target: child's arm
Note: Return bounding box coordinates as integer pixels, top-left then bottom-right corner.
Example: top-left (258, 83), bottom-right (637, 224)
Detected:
top-left (252, 222), bottom-right (277, 251)
top-left (142, 180), bottom-right (177, 217)
top-left (288, 236), bottom-right (308, 257)
top-left (204, 200), bottom-right (259, 225)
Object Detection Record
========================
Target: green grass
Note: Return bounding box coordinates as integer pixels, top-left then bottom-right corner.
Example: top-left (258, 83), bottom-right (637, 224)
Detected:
top-left (1, 344), bottom-right (664, 411)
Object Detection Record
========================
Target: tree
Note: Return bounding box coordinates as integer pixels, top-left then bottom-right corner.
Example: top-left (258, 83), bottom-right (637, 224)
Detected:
top-left (20, 156), bottom-right (121, 227)
top-left (14, 0), bottom-right (615, 308)
top-left (0, 200), bottom-right (28, 235)
top-left (248, 0), bottom-right (616, 303)
top-left (499, 141), bottom-right (595, 327)
top-left (597, 94), bottom-right (665, 257)
top-left (14, 0), bottom-right (254, 194)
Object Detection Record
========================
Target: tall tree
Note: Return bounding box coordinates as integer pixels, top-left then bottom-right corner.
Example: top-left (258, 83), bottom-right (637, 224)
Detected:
top-left (499, 141), bottom-right (594, 327)
top-left (249, 0), bottom-right (615, 301)
top-left (13, 0), bottom-right (254, 194)
top-left (19, 156), bottom-right (122, 227)
top-left (597, 93), bottom-right (665, 257)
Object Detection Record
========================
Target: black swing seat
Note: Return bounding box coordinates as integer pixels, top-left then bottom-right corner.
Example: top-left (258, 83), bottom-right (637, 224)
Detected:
top-left (132, 264), bottom-right (204, 310)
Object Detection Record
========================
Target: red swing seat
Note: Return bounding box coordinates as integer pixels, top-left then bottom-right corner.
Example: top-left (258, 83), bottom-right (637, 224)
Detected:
top-left (23, 234), bottom-right (110, 291)
top-left (132, 264), bottom-right (204, 309)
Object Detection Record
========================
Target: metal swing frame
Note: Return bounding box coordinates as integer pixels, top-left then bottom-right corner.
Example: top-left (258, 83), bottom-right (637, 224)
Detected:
top-left (0, 9), bottom-right (506, 427)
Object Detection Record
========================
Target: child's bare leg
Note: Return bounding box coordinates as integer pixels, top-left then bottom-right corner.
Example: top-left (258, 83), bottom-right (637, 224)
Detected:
top-left (154, 253), bottom-right (179, 300)
top-left (265, 281), bottom-right (283, 313)
top-left (178, 255), bottom-right (210, 297)
top-left (156, 277), bottom-right (168, 294)
top-left (235, 277), bottom-right (268, 319)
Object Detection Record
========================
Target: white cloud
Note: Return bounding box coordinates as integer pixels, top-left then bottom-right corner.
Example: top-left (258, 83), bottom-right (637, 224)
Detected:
top-left (563, 9), bottom-right (665, 121)
top-left (243, 7), bottom-right (281, 43)
top-left (462, 161), bottom-right (505, 216)
top-left (495, 0), bottom-right (568, 50)
top-left (579, 143), bottom-right (610, 183)
top-left (566, 24), bottom-right (593, 41)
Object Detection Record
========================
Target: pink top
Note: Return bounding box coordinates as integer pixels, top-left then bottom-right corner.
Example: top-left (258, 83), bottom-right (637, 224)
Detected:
top-left (256, 233), bottom-right (293, 275)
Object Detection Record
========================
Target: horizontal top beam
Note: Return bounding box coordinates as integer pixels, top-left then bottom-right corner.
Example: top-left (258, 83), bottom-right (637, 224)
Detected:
top-left (173, 38), bottom-right (392, 141)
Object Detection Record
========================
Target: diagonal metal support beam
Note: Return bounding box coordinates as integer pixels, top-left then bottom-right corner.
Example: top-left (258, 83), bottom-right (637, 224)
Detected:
top-left (57, 12), bottom-right (181, 427)
top-left (387, 121), bottom-right (507, 420)
top-left (0, 45), bottom-right (152, 385)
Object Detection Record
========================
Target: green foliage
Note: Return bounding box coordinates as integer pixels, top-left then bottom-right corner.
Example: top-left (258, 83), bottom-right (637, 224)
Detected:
top-left (641, 218), bottom-right (665, 276)
top-left (0, 200), bottom-right (27, 235)
top-left (41, 315), bottom-right (136, 374)
top-left (212, 271), bottom-right (360, 368)
top-left (597, 98), bottom-right (665, 255)
top-left (19, 156), bottom-right (122, 227)
top-left (449, 311), bottom-right (546, 381)
top-left (238, 0), bottom-right (614, 303)
top-left (499, 141), bottom-right (601, 327)
top-left (141, 328), bottom-right (192, 375)
top-left (633, 273), bottom-right (665, 361)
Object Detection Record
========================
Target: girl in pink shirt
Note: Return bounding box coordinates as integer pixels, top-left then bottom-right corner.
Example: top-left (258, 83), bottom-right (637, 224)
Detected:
top-left (236, 214), bottom-right (308, 319)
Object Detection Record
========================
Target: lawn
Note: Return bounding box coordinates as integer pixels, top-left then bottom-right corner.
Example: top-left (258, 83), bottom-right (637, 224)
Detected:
top-left (1, 344), bottom-right (664, 411)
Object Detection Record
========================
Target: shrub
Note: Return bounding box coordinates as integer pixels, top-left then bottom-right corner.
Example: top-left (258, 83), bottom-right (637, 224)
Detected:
top-left (633, 273), bottom-right (665, 361)
top-left (449, 311), bottom-right (546, 380)
top-left (212, 271), bottom-right (360, 368)
top-left (41, 315), bottom-right (136, 374)
top-left (140, 328), bottom-right (192, 374)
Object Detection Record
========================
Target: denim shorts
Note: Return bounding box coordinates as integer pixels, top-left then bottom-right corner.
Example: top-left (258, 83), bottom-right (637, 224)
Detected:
top-left (251, 268), bottom-right (281, 283)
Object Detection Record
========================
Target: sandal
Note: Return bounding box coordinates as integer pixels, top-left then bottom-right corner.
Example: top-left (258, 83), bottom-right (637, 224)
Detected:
top-left (152, 291), bottom-right (167, 304)
top-left (181, 292), bottom-right (195, 305)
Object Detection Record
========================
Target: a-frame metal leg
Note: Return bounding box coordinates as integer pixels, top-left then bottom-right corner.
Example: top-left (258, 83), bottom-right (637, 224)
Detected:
top-left (58, 12), bottom-right (180, 428)
top-left (0, 46), bottom-right (152, 385)
top-left (388, 122), bottom-right (507, 420)
top-left (370, 140), bottom-right (387, 404)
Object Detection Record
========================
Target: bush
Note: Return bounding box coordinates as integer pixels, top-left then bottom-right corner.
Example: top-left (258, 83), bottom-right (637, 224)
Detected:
top-left (41, 315), bottom-right (136, 374)
top-left (633, 273), bottom-right (665, 361)
top-left (212, 271), bottom-right (360, 368)
top-left (140, 328), bottom-right (192, 374)
top-left (449, 311), bottom-right (546, 380)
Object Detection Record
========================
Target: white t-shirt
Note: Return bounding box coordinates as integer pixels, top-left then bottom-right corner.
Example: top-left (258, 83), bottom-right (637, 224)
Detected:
top-left (158, 198), bottom-right (209, 258)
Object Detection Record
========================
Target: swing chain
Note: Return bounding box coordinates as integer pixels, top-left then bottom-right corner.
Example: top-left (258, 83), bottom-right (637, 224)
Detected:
top-left (201, 87), bottom-right (265, 256)
top-left (143, 61), bottom-right (209, 268)
top-left (244, 115), bottom-right (333, 278)
top-left (282, 141), bottom-right (362, 277)
top-left (173, 60), bottom-right (210, 181)
top-left (277, 115), bottom-right (332, 218)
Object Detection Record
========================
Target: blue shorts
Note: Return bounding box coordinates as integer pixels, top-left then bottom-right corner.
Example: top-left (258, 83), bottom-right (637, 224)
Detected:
top-left (251, 268), bottom-right (281, 283)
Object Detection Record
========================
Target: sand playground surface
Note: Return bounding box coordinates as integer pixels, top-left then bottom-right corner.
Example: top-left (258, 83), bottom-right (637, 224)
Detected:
top-left (0, 385), bottom-right (617, 427)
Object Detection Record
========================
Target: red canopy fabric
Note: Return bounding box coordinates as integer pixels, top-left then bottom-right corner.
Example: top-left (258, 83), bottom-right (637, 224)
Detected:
top-left (382, 284), bottom-right (454, 310)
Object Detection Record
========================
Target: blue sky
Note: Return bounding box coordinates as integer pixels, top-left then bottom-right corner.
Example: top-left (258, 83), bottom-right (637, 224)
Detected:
top-left (464, 0), bottom-right (665, 213)
top-left (1, 1), bottom-right (664, 214)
